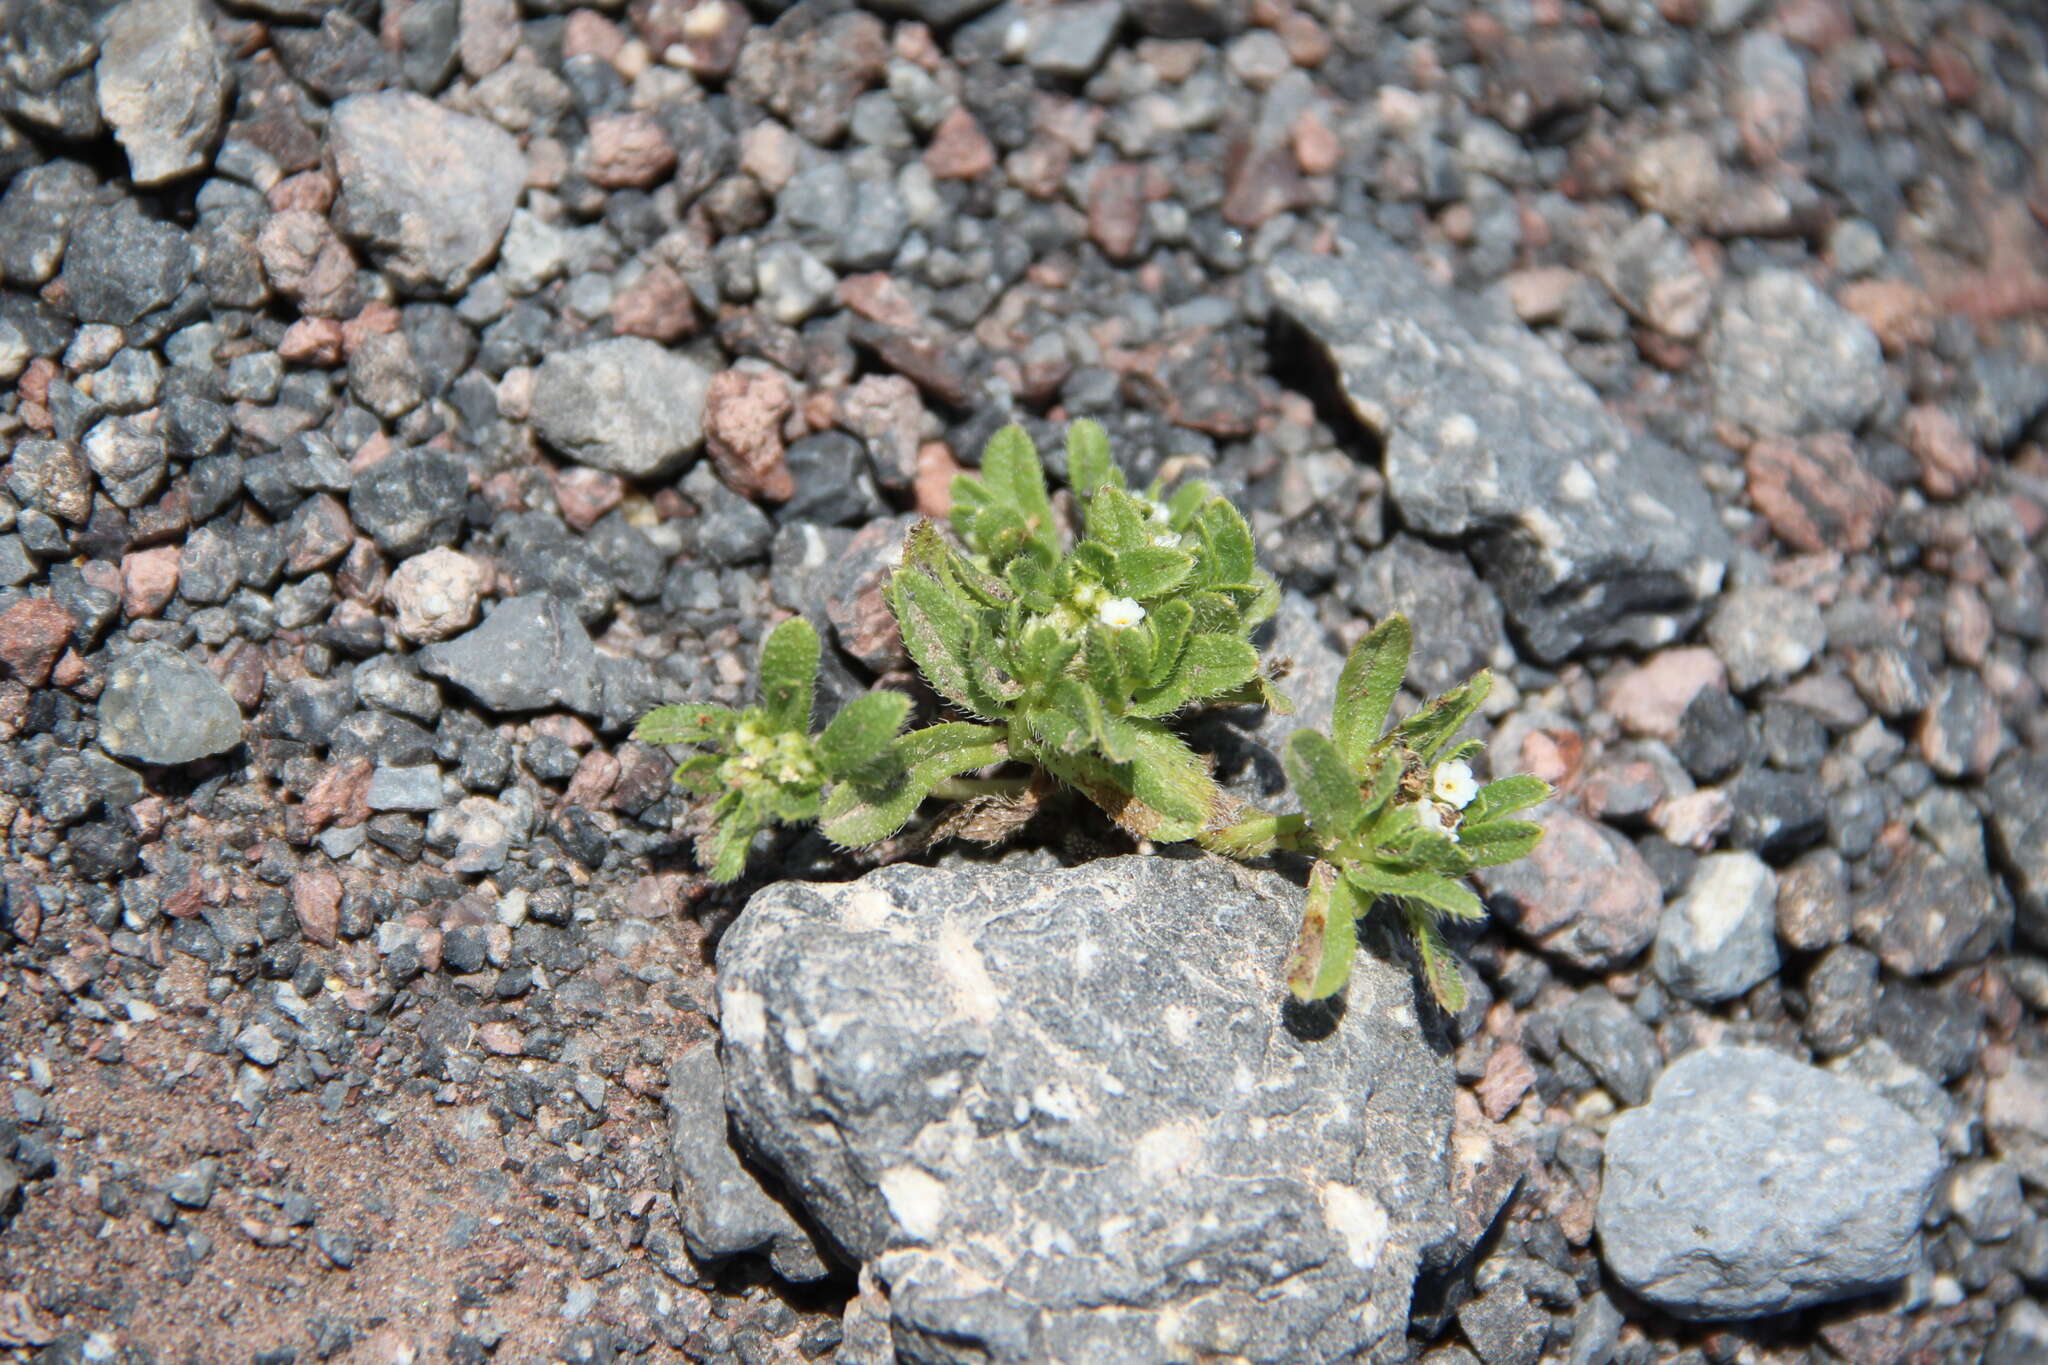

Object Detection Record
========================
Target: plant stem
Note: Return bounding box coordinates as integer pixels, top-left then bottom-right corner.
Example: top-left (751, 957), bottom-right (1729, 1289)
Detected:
top-left (932, 776), bottom-right (1034, 801)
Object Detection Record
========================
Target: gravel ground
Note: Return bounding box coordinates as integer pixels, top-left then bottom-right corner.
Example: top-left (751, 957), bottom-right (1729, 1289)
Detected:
top-left (2, 0), bottom-right (2048, 1362)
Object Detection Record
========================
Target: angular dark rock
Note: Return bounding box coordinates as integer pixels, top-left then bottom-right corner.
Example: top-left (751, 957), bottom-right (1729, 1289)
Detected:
top-left (418, 595), bottom-right (603, 717)
top-left (1267, 229), bottom-right (1730, 661)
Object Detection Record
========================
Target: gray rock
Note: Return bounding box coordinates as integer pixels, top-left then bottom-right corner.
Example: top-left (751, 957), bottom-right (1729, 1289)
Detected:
top-left (328, 90), bottom-right (526, 296)
top-left (1456, 1281), bottom-right (1547, 1365)
top-left (1707, 270), bottom-right (1884, 437)
top-left (60, 199), bottom-right (194, 326)
top-left (0, 535), bottom-right (35, 587)
top-left (348, 447), bottom-right (469, 558)
top-left (666, 1044), bottom-right (830, 1282)
top-left (165, 1158), bottom-right (221, 1209)
top-left (1826, 1040), bottom-right (1972, 1158)
top-left (1851, 845), bottom-right (2006, 977)
top-left (1557, 988), bottom-right (1660, 1106)
top-left (1947, 1159), bottom-right (2024, 1242)
top-left (1800, 943), bottom-right (1877, 1058)
top-left (754, 240), bottom-right (838, 326)
top-left (1985, 752), bottom-right (2048, 948)
top-left (1989, 1301), bottom-right (2048, 1365)
top-left (717, 854), bottom-right (1455, 1365)
top-left (367, 764), bottom-right (443, 812)
top-left (1652, 851), bottom-right (1779, 1004)
top-left (95, 0), bottom-right (227, 185)
top-left (1595, 214), bottom-right (1712, 340)
top-left (419, 594), bottom-right (604, 717)
top-left (495, 208), bottom-right (568, 295)
top-left (530, 338), bottom-right (710, 480)
top-left (1597, 1045), bottom-right (1941, 1320)
top-left (82, 415), bottom-right (166, 508)
top-left (1024, 0), bottom-right (1124, 78)
top-left (96, 644), bottom-right (245, 765)
top-left (1266, 228), bottom-right (1729, 662)
top-left (0, 0), bottom-right (103, 139)
top-left (1344, 534), bottom-right (1505, 698)
top-left (0, 159), bottom-right (98, 285)
top-left (1704, 585), bottom-right (1824, 692)
top-left (1986, 1057), bottom-right (2048, 1189)
top-left (781, 160), bottom-right (910, 272)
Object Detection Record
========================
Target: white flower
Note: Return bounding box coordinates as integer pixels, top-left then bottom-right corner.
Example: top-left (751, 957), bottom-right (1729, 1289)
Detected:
top-left (1414, 799), bottom-right (1460, 843)
top-left (1146, 502), bottom-right (1171, 523)
top-left (1097, 597), bottom-right (1146, 629)
top-left (1151, 532), bottom-right (1182, 549)
top-left (1432, 759), bottom-right (1478, 810)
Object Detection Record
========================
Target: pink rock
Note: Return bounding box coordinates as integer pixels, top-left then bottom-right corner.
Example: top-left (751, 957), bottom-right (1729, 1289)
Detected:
top-left (1600, 646), bottom-right (1725, 741)
top-left (386, 547), bottom-right (485, 644)
top-left (0, 599), bottom-right (76, 687)
top-left (581, 112), bottom-right (676, 188)
top-left (703, 368), bottom-right (795, 502)
top-left (121, 544), bottom-right (181, 619)
top-left (1475, 808), bottom-right (1662, 971)
top-left (257, 209), bottom-right (357, 317)
top-left (477, 1022), bottom-right (525, 1056)
top-left (1476, 1042), bottom-right (1536, 1122)
top-left (279, 317), bottom-right (345, 365)
top-left (924, 107), bottom-right (995, 181)
top-left (552, 467), bottom-right (624, 532)
top-left (292, 866), bottom-right (343, 948)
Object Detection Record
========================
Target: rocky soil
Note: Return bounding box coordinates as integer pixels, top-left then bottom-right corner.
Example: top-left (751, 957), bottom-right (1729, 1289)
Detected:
top-left (2, 0), bottom-right (2047, 1362)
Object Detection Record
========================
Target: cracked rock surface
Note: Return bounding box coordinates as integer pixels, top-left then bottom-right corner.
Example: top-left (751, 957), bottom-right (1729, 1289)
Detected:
top-left (716, 854), bottom-right (1456, 1364)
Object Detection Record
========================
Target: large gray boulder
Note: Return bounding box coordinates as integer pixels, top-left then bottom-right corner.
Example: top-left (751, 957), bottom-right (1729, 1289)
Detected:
top-left (716, 854), bottom-right (1456, 1364)
top-left (1266, 229), bottom-right (1731, 662)
top-left (328, 91), bottom-right (525, 296)
top-left (1597, 1045), bottom-right (1942, 1320)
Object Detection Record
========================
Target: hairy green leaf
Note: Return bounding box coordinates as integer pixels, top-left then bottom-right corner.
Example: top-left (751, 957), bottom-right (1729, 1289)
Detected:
top-left (1458, 819), bottom-right (1543, 868)
top-left (980, 424), bottom-right (1057, 561)
top-left (1332, 615), bottom-right (1410, 769)
top-left (1463, 773), bottom-right (1552, 827)
top-left (887, 524), bottom-right (981, 714)
top-left (757, 617), bottom-right (820, 733)
top-left (1085, 485), bottom-right (1152, 555)
top-left (1116, 545), bottom-right (1195, 599)
top-left (1342, 864), bottom-right (1486, 922)
top-left (635, 703), bottom-right (738, 746)
top-left (815, 690), bottom-right (913, 778)
top-left (1285, 729), bottom-right (1367, 839)
top-left (819, 723), bottom-right (1007, 847)
top-left (1174, 633), bottom-right (1260, 703)
top-left (1406, 905), bottom-right (1467, 1013)
top-left (700, 795), bottom-right (765, 883)
top-left (1288, 862), bottom-right (1363, 1002)
top-left (1193, 499), bottom-right (1256, 588)
top-left (1066, 418), bottom-right (1120, 499)
top-left (1039, 720), bottom-right (1219, 842)
top-left (1390, 669), bottom-right (1492, 764)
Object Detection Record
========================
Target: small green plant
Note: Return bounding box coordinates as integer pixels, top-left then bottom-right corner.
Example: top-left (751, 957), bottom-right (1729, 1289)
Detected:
top-left (1205, 617), bottom-right (1551, 1011)
top-left (635, 617), bottom-right (926, 881)
top-left (636, 421), bottom-right (1552, 1016)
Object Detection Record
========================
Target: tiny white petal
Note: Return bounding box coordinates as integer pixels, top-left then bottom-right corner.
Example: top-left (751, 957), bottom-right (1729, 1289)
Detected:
top-left (1151, 532), bottom-right (1182, 549)
top-left (1415, 799), bottom-right (1460, 843)
top-left (1433, 759), bottom-right (1478, 810)
top-left (1097, 597), bottom-right (1146, 629)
